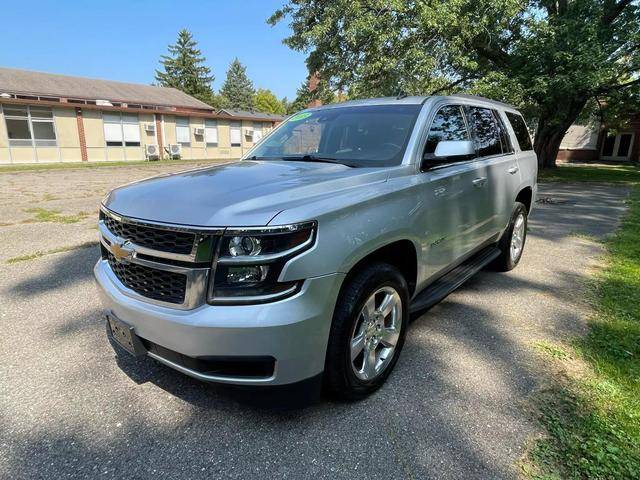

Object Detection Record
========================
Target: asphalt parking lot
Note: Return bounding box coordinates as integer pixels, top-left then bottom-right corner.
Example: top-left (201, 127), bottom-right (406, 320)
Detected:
top-left (0, 163), bottom-right (630, 479)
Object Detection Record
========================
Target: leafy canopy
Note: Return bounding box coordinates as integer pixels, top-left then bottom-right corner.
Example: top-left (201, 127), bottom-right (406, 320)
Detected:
top-left (219, 58), bottom-right (256, 111)
top-left (270, 0), bottom-right (640, 167)
top-left (255, 88), bottom-right (287, 114)
top-left (155, 29), bottom-right (214, 105)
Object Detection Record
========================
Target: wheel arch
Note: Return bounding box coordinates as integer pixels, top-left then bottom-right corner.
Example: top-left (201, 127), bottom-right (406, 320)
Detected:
top-left (515, 186), bottom-right (533, 213)
top-left (343, 239), bottom-right (418, 297)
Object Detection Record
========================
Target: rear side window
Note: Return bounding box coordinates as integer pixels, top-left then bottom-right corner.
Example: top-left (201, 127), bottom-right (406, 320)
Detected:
top-left (424, 105), bottom-right (470, 155)
top-left (466, 107), bottom-right (502, 157)
top-left (505, 112), bottom-right (533, 151)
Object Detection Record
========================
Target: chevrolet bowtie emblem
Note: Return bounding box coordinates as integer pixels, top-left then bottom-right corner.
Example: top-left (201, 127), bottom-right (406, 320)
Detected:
top-left (111, 241), bottom-right (134, 262)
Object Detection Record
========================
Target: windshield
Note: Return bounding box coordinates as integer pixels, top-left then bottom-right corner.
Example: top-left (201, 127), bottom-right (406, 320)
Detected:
top-left (247, 104), bottom-right (422, 167)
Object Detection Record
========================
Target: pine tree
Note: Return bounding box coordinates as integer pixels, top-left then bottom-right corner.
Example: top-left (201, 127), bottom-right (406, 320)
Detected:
top-left (219, 59), bottom-right (256, 111)
top-left (155, 29), bottom-right (214, 105)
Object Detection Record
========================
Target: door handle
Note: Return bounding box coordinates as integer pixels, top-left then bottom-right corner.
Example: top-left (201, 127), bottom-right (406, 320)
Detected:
top-left (508, 166), bottom-right (519, 175)
top-left (472, 177), bottom-right (487, 187)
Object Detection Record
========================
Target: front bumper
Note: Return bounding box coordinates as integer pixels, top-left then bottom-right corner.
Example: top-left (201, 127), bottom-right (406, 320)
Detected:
top-left (94, 259), bottom-right (344, 386)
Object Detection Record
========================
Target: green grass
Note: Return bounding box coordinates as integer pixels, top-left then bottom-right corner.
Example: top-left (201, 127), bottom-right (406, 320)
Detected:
top-left (6, 241), bottom-right (98, 264)
top-left (24, 207), bottom-right (90, 224)
top-left (539, 163), bottom-right (640, 184)
top-left (528, 164), bottom-right (640, 479)
top-left (0, 158), bottom-right (227, 174)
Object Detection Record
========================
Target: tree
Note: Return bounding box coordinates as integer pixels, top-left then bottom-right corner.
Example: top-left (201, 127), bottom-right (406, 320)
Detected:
top-left (155, 29), bottom-right (214, 105)
top-left (287, 75), bottom-right (337, 113)
top-left (254, 88), bottom-right (287, 114)
top-left (269, 1), bottom-right (640, 168)
top-left (219, 58), bottom-right (256, 110)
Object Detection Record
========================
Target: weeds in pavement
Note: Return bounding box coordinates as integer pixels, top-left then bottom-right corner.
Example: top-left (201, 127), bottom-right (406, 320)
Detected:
top-left (6, 241), bottom-right (97, 264)
top-left (24, 207), bottom-right (90, 224)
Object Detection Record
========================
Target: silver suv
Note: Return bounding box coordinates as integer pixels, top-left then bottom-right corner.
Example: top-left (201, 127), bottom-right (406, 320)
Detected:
top-left (95, 95), bottom-right (537, 399)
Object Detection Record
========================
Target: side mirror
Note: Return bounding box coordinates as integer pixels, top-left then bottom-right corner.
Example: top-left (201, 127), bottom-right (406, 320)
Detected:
top-left (434, 140), bottom-right (475, 158)
top-left (422, 140), bottom-right (475, 170)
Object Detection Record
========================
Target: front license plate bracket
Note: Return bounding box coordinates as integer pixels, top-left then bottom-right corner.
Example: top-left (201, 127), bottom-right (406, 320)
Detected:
top-left (106, 313), bottom-right (147, 357)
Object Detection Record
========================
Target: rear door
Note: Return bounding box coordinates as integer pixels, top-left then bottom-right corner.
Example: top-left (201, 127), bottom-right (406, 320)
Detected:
top-left (464, 106), bottom-right (520, 237)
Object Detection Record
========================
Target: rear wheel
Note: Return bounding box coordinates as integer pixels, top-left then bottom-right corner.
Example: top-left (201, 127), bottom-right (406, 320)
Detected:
top-left (325, 262), bottom-right (409, 400)
top-left (491, 202), bottom-right (528, 272)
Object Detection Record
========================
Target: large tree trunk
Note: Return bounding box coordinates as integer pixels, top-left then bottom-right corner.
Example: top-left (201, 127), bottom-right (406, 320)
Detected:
top-left (534, 125), bottom-right (568, 169)
top-left (534, 98), bottom-right (589, 169)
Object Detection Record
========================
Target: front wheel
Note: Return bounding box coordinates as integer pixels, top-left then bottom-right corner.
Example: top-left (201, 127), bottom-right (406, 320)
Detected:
top-left (325, 262), bottom-right (409, 400)
top-left (491, 201), bottom-right (528, 272)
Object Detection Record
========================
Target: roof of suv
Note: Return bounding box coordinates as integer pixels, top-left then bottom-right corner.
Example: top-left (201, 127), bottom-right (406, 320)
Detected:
top-left (307, 94), bottom-right (515, 110)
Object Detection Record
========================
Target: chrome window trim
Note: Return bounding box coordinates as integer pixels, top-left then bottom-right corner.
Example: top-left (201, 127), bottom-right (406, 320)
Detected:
top-left (100, 205), bottom-right (225, 235)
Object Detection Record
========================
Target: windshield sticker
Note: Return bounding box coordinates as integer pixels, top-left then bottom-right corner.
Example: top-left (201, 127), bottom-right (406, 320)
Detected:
top-left (289, 112), bottom-right (312, 122)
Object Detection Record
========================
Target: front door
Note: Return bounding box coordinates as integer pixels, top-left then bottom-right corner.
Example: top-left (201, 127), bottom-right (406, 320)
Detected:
top-left (601, 132), bottom-right (635, 161)
top-left (415, 105), bottom-right (490, 281)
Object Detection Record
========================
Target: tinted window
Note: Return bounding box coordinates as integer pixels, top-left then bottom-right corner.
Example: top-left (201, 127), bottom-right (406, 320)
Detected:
top-left (494, 112), bottom-right (514, 153)
top-left (250, 105), bottom-right (421, 167)
top-left (467, 107), bottom-right (502, 157)
top-left (424, 105), bottom-right (469, 155)
top-left (505, 112), bottom-right (533, 151)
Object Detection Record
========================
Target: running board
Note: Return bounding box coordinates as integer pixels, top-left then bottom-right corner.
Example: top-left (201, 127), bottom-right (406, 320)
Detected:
top-left (409, 246), bottom-right (501, 314)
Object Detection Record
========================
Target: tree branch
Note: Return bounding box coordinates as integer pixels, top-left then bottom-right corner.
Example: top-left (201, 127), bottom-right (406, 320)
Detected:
top-left (471, 40), bottom-right (511, 68)
top-left (596, 77), bottom-right (640, 94)
top-left (602, 0), bottom-right (634, 25)
top-left (429, 76), bottom-right (475, 95)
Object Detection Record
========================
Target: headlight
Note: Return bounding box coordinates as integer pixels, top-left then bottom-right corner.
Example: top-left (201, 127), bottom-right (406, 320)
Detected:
top-left (207, 221), bottom-right (316, 305)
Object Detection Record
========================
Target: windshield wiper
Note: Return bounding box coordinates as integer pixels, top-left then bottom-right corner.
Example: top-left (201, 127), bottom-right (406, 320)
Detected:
top-left (281, 155), bottom-right (354, 167)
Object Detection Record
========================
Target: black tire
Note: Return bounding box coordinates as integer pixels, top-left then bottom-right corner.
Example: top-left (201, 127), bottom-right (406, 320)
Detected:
top-left (325, 262), bottom-right (409, 400)
top-left (490, 201), bottom-right (528, 272)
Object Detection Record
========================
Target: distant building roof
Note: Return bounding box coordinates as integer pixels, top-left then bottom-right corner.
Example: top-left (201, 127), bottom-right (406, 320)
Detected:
top-left (0, 67), bottom-right (213, 110)
top-left (218, 108), bottom-right (285, 122)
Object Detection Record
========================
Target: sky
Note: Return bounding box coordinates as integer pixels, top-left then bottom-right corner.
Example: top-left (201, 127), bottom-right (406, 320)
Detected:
top-left (0, 0), bottom-right (307, 100)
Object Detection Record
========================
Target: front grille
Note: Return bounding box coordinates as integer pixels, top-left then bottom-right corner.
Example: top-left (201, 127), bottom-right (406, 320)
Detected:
top-left (107, 252), bottom-right (187, 304)
top-left (101, 211), bottom-right (196, 255)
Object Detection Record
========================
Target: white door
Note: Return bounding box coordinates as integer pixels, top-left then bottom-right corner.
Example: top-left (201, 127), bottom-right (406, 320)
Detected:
top-left (601, 132), bottom-right (635, 161)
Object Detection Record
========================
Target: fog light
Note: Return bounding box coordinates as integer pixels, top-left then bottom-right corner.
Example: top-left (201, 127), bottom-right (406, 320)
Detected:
top-left (226, 265), bottom-right (269, 283)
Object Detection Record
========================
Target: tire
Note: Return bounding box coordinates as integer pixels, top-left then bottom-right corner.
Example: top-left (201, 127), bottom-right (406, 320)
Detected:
top-left (325, 262), bottom-right (409, 400)
top-left (491, 202), bottom-right (528, 272)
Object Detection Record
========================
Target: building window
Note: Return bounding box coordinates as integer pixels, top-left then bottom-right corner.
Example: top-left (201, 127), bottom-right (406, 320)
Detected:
top-left (205, 119), bottom-right (218, 146)
top-left (3, 105), bottom-right (57, 147)
top-left (103, 113), bottom-right (140, 147)
top-left (230, 121), bottom-right (241, 147)
top-left (253, 122), bottom-right (263, 142)
top-left (176, 117), bottom-right (191, 146)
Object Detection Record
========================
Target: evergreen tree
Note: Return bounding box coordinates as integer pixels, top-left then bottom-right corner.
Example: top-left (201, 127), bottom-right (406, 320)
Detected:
top-left (219, 58), bottom-right (256, 110)
top-left (155, 29), bottom-right (214, 105)
top-left (254, 88), bottom-right (286, 114)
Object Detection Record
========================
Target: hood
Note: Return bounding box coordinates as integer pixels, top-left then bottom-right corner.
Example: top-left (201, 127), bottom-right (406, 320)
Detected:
top-left (103, 160), bottom-right (389, 227)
